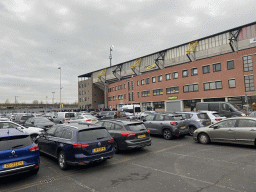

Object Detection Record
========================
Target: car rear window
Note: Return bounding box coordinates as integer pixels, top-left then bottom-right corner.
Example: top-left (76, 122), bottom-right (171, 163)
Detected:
top-left (212, 113), bottom-right (221, 117)
top-left (77, 128), bottom-right (111, 142)
top-left (126, 123), bottom-right (146, 131)
top-left (0, 135), bottom-right (32, 151)
top-left (164, 115), bottom-right (183, 120)
top-left (197, 113), bottom-right (209, 119)
top-left (21, 116), bottom-right (33, 120)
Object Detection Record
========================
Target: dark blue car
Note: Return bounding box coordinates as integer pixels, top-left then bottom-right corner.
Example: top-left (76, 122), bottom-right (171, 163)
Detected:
top-left (36, 123), bottom-right (114, 170)
top-left (0, 128), bottom-right (40, 177)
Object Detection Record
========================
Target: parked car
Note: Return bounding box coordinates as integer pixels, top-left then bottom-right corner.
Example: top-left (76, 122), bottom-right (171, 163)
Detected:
top-left (24, 117), bottom-right (55, 130)
top-left (176, 112), bottom-right (211, 136)
top-left (199, 111), bottom-right (226, 124)
top-left (97, 120), bottom-right (151, 153)
top-left (36, 123), bottom-right (114, 170)
top-left (139, 111), bottom-right (156, 120)
top-left (19, 115), bottom-right (35, 126)
top-left (0, 128), bottom-right (40, 177)
top-left (193, 117), bottom-right (256, 146)
top-left (53, 112), bottom-right (77, 124)
top-left (196, 102), bottom-right (246, 117)
top-left (67, 115), bottom-right (99, 124)
top-left (97, 111), bottom-right (116, 120)
top-left (0, 121), bottom-right (44, 141)
top-left (249, 111), bottom-right (256, 117)
top-left (142, 113), bottom-right (188, 140)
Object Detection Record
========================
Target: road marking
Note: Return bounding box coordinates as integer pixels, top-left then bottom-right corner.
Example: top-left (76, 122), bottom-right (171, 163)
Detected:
top-left (132, 163), bottom-right (246, 192)
top-left (67, 177), bottom-right (97, 192)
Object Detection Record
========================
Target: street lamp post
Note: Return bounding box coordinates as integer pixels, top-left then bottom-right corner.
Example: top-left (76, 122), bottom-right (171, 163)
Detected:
top-left (58, 67), bottom-right (62, 110)
top-left (52, 92), bottom-right (55, 105)
top-left (15, 96), bottom-right (19, 109)
top-left (109, 45), bottom-right (114, 67)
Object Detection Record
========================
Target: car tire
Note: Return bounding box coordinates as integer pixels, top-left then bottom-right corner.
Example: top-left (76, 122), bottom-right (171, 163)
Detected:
top-left (113, 141), bottom-right (119, 154)
top-left (188, 126), bottom-right (196, 136)
top-left (198, 133), bottom-right (210, 144)
top-left (163, 129), bottom-right (173, 140)
top-left (58, 151), bottom-right (68, 170)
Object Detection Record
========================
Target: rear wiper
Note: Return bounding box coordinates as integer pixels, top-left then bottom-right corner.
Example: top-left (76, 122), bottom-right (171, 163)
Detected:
top-left (12, 145), bottom-right (23, 149)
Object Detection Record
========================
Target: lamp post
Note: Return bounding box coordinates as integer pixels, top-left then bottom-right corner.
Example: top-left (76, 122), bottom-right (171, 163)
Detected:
top-left (15, 96), bottom-right (19, 109)
top-left (52, 92), bottom-right (55, 105)
top-left (58, 67), bottom-right (62, 110)
top-left (109, 45), bottom-right (114, 67)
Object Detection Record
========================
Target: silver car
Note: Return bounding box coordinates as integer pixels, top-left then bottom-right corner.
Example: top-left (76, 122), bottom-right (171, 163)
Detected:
top-left (193, 117), bottom-right (256, 146)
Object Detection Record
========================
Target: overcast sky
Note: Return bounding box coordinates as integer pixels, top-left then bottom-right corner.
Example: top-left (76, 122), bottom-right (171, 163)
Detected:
top-left (1, 0), bottom-right (255, 104)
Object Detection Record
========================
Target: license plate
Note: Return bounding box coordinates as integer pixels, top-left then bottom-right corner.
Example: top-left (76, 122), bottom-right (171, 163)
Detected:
top-left (138, 134), bottom-right (146, 139)
top-left (181, 126), bottom-right (186, 129)
top-left (66, 119), bottom-right (70, 121)
top-left (92, 119), bottom-right (97, 121)
top-left (4, 161), bottom-right (24, 169)
top-left (93, 147), bottom-right (106, 153)
top-left (206, 121), bottom-right (210, 124)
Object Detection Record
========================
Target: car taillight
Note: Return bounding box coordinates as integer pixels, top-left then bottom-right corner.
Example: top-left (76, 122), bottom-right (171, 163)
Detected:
top-left (73, 143), bottom-right (89, 148)
top-left (52, 119), bottom-right (54, 122)
top-left (147, 130), bottom-right (150, 133)
top-left (215, 118), bottom-right (222, 121)
top-left (29, 144), bottom-right (39, 152)
top-left (120, 132), bottom-right (136, 137)
top-left (97, 119), bottom-right (100, 120)
top-left (170, 122), bottom-right (177, 125)
top-left (86, 119), bottom-right (91, 122)
top-left (108, 138), bottom-right (114, 143)
top-left (63, 118), bottom-right (65, 122)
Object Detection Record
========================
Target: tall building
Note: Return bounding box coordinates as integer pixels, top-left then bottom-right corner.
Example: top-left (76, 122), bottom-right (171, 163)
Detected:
top-left (78, 22), bottom-right (256, 111)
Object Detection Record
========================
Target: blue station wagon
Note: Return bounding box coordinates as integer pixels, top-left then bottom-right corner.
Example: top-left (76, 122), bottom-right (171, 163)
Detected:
top-left (0, 128), bottom-right (40, 177)
top-left (36, 123), bottom-right (114, 170)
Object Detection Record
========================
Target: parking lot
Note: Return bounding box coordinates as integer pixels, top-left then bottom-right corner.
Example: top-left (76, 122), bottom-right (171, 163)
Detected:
top-left (1, 135), bottom-right (256, 192)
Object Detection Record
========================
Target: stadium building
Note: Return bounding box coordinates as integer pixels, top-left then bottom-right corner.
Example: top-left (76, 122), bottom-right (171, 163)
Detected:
top-left (78, 21), bottom-right (256, 111)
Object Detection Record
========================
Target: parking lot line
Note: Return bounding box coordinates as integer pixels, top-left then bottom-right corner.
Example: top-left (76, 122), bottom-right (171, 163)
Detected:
top-left (67, 177), bottom-right (97, 192)
top-left (132, 163), bottom-right (245, 192)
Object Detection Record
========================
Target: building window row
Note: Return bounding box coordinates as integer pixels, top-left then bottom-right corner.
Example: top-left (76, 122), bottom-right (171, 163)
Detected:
top-left (183, 84), bottom-right (198, 93)
top-left (166, 86), bottom-right (179, 94)
top-left (142, 90), bottom-right (150, 97)
top-left (153, 89), bottom-right (163, 96)
top-left (203, 81), bottom-right (222, 91)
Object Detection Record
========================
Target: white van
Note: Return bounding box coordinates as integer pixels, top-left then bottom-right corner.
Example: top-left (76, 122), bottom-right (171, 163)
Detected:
top-left (53, 112), bottom-right (77, 124)
top-left (121, 105), bottom-right (141, 118)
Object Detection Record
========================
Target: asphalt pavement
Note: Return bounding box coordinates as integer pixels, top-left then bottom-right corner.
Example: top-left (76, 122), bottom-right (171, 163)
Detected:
top-left (1, 135), bottom-right (256, 192)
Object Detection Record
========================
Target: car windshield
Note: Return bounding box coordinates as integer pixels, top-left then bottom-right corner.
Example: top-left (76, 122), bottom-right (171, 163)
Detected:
top-left (77, 128), bottom-right (111, 142)
top-left (228, 102), bottom-right (241, 110)
top-left (0, 135), bottom-right (32, 151)
top-left (126, 123), bottom-right (146, 131)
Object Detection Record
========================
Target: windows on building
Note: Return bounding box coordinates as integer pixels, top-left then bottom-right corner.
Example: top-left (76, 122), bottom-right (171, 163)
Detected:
top-left (141, 79), bottom-right (145, 85)
top-left (79, 98), bottom-right (81, 102)
top-left (132, 92), bottom-right (135, 101)
top-left (124, 94), bottom-right (126, 99)
top-left (153, 101), bottom-right (165, 109)
top-left (108, 97), bottom-right (112, 101)
top-left (166, 86), bottom-right (179, 94)
top-left (118, 85), bottom-right (120, 90)
top-left (121, 84), bottom-right (123, 89)
top-left (131, 81), bottom-right (134, 90)
top-left (228, 79), bottom-right (236, 88)
top-left (191, 68), bottom-right (198, 76)
top-left (142, 90), bottom-right (150, 97)
top-left (243, 55), bottom-right (253, 72)
top-left (124, 84), bottom-right (126, 89)
top-left (244, 75), bottom-right (255, 92)
top-left (173, 72), bottom-right (178, 79)
top-left (227, 60), bottom-right (234, 70)
top-left (146, 78), bottom-right (150, 84)
top-left (213, 63), bottom-right (221, 72)
top-left (112, 87), bottom-right (114, 91)
top-left (153, 89), bottom-right (163, 96)
top-left (158, 75), bottom-right (162, 82)
top-left (113, 96), bottom-right (117, 101)
top-left (137, 92), bottom-right (139, 98)
top-left (203, 65), bottom-right (210, 74)
top-left (203, 81), bottom-right (222, 91)
top-left (85, 97), bottom-right (87, 101)
top-left (128, 93), bottom-right (131, 101)
top-left (183, 84), bottom-right (199, 92)
top-left (166, 73), bottom-right (171, 80)
top-left (115, 86), bottom-right (117, 91)
top-left (137, 80), bottom-right (139, 86)
top-left (118, 95), bottom-right (123, 100)
top-left (152, 76), bottom-right (156, 83)
top-left (182, 69), bottom-right (188, 77)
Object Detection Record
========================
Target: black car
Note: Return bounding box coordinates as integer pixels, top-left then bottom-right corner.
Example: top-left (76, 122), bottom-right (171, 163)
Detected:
top-left (36, 123), bottom-right (114, 170)
top-left (19, 115), bottom-right (34, 126)
top-left (97, 120), bottom-right (151, 153)
top-left (143, 113), bottom-right (188, 140)
top-left (24, 117), bottom-right (55, 130)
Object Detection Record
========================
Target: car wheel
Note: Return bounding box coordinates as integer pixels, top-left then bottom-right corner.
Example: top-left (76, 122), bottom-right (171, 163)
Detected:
top-left (198, 133), bottom-right (210, 144)
top-left (30, 134), bottom-right (38, 143)
top-left (113, 141), bottom-right (119, 154)
top-left (188, 126), bottom-right (196, 136)
top-left (163, 129), bottom-right (172, 140)
top-left (58, 151), bottom-right (68, 170)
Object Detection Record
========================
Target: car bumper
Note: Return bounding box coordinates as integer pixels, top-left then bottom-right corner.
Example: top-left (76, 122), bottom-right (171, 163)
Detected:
top-left (124, 138), bottom-right (151, 150)
top-left (67, 150), bottom-right (115, 165)
top-left (0, 164), bottom-right (39, 178)
top-left (173, 129), bottom-right (189, 136)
